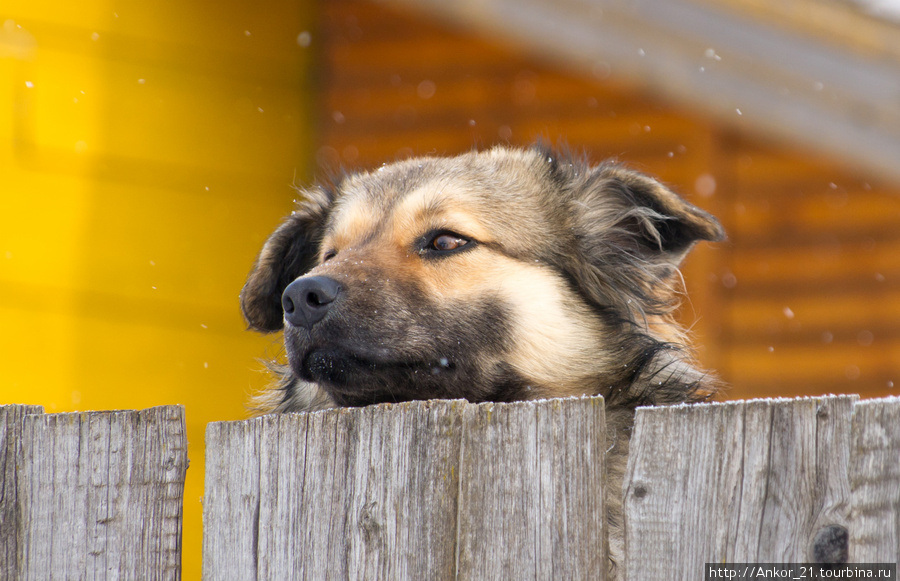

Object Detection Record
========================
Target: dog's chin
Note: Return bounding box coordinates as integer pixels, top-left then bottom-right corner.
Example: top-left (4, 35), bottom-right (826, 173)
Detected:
top-left (288, 346), bottom-right (537, 408)
top-left (298, 347), bottom-right (376, 388)
top-left (290, 346), bottom-right (442, 407)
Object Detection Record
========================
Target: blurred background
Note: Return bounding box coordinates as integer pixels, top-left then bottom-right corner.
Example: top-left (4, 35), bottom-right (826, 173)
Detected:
top-left (3, 0), bottom-right (900, 576)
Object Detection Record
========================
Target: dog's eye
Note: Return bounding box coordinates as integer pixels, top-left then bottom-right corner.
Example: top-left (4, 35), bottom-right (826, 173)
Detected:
top-left (323, 250), bottom-right (337, 262)
top-left (431, 234), bottom-right (468, 252)
top-left (418, 230), bottom-right (475, 257)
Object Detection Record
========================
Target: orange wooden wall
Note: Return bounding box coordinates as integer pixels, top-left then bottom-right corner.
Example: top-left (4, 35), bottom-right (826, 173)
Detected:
top-left (314, 0), bottom-right (900, 401)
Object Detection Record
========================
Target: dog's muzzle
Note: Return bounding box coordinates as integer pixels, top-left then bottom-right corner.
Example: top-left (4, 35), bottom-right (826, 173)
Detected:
top-left (282, 276), bottom-right (342, 330)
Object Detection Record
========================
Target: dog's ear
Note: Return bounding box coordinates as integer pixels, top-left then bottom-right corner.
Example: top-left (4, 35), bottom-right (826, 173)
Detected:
top-left (566, 162), bottom-right (725, 318)
top-left (599, 165), bottom-right (725, 265)
top-left (240, 187), bottom-right (334, 332)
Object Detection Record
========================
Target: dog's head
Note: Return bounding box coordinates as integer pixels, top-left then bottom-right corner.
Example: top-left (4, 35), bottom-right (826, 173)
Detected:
top-left (241, 146), bottom-right (724, 411)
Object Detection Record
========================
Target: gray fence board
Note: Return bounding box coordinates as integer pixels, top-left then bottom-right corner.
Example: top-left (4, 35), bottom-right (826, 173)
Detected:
top-left (623, 395), bottom-right (856, 580)
top-left (7, 394), bottom-right (900, 580)
top-left (849, 396), bottom-right (900, 562)
top-left (203, 396), bottom-right (608, 581)
top-left (456, 397), bottom-right (606, 581)
top-left (1, 405), bottom-right (44, 580)
top-left (204, 400), bottom-right (468, 581)
top-left (202, 412), bottom-right (264, 580)
top-left (17, 406), bottom-right (187, 581)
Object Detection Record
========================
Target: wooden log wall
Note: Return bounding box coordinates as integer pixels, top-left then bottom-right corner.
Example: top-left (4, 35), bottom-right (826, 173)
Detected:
top-left (313, 0), bottom-right (900, 402)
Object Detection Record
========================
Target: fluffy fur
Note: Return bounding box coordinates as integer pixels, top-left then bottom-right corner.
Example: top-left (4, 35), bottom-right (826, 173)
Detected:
top-left (240, 144), bottom-right (724, 576)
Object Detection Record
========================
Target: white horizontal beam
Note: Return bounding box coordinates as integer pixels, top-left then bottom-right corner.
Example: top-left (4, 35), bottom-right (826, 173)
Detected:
top-left (378, 0), bottom-right (900, 184)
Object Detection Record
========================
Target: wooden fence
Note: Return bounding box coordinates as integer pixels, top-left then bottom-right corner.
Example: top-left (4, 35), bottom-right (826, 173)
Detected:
top-left (1, 405), bottom-right (187, 581)
top-left (1, 395), bottom-right (898, 580)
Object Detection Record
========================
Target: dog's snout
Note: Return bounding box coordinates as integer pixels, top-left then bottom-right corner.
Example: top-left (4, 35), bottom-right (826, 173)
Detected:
top-left (282, 276), bottom-right (342, 329)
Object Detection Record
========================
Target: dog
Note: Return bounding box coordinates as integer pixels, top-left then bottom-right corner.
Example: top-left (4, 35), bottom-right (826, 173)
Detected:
top-left (240, 144), bottom-right (724, 576)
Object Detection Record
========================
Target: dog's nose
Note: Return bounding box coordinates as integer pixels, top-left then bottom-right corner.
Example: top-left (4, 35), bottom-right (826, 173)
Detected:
top-left (282, 276), bottom-right (342, 329)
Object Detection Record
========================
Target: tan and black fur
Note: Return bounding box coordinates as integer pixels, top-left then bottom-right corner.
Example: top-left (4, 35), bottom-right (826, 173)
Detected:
top-left (240, 145), bottom-right (724, 575)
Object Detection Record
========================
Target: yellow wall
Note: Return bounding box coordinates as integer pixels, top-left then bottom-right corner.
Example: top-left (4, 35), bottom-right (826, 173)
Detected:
top-left (1, 1), bottom-right (315, 576)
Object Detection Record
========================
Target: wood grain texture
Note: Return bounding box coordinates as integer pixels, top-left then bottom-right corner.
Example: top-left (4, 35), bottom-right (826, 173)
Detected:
top-left (203, 396), bottom-right (607, 581)
top-left (623, 395), bottom-right (855, 580)
top-left (12, 394), bottom-right (900, 578)
top-left (204, 399), bottom-right (467, 581)
top-left (0, 405), bottom-right (43, 581)
top-left (17, 406), bottom-right (187, 581)
top-left (202, 410), bottom-right (265, 580)
top-left (456, 397), bottom-right (607, 581)
top-left (849, 396), bottom-right (900, 562)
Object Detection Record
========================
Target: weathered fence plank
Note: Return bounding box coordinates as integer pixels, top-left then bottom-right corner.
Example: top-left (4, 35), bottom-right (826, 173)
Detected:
top-left (1, 405), bottom-right (44, 580)
top-left (203, 396), bottom-right (608, 581)
top-left (17, 406), bottom-right (187, 581)
top-left (623, 395), bottom-right (856, 580)
top-left (204, 400), bottom-right (467, 581)
top-left (456, 397), bottom-right (606, 581)
top-left (201, 411), bottom-right (264, 580)
top-left (849, 396), bottom-right (900, 562)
